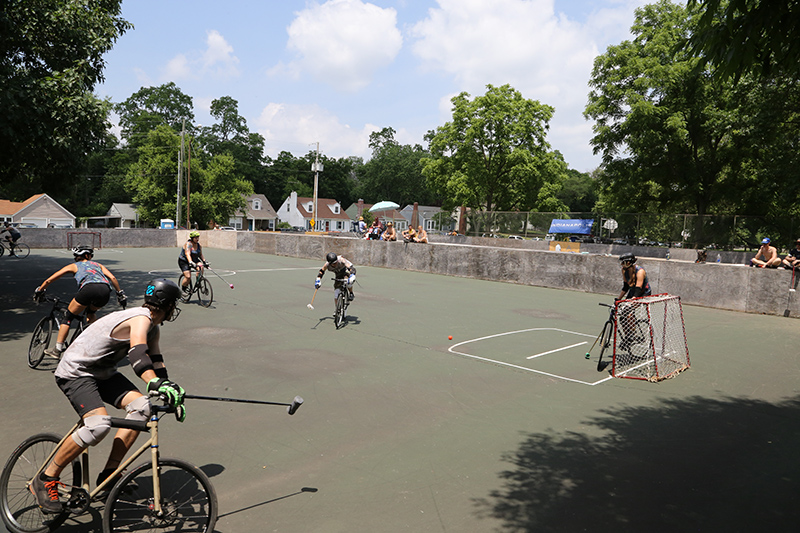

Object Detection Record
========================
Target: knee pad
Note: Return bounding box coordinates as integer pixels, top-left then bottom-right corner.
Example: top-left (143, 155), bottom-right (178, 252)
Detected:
top-left (72, 415), bottom-right (112, 448)
top-left (125, 395), bottom-right (152, 422)
top-left (64, 309), bottom-right (80, 325)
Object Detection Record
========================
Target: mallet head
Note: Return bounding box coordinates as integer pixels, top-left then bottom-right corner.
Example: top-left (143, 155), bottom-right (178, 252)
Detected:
top-left (287, 396), bottom-right (304, 415)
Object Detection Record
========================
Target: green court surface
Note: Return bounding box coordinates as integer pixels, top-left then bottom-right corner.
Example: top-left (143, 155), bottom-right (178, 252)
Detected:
top-left (1, 247), bottom-right (798, 532)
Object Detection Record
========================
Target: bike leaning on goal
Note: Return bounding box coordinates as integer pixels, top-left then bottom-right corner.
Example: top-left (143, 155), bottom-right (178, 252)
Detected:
top-left (585, 294), bottom-right (691, 381)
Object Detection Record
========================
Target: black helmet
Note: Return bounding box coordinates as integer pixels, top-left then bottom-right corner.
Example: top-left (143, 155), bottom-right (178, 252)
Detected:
top-left (326, 252), bottom-right (338, 263)
top-left (619, 252), bottom-right (637, 265)
top-left (144, 279), bottom-right (181, 309)
top-left (71, 246), bottom-right (94, 258)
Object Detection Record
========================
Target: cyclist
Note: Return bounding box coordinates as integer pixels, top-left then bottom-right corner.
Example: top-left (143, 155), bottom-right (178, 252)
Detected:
top-left (34, 247), bottom-right (125, 358)
top-left (1, 221), bottom-right (21, 254)
top-left (29, 279), bottom-right (186, 514)
top-left (617, 252), bottom-right (651, 301)
top-left (315, 252), bottom-right (356, 304)
top-left (179, 230), bottom-right (208, 293)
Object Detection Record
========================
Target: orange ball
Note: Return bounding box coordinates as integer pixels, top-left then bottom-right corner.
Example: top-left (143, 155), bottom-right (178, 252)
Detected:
top-left (448, 336), bottom-right (453, 340)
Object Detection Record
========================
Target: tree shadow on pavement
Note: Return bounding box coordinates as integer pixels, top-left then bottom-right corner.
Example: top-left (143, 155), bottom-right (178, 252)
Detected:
top-left (474, 395), bottom-right (800, 532)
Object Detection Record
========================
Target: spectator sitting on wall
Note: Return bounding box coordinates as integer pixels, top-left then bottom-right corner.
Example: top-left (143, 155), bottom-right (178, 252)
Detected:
top-left (381, 221), bottom-right (397, 241)
top-left (750, 238), bottom-right (782, 268)
top-left (367, 219), bottom-right (383, 240)
top-left (415, 226), bottom-right (428, 243)
top-left (782, 238), bottom-right (800, 269)
top-left (402, 226), bottom-right (417, 243)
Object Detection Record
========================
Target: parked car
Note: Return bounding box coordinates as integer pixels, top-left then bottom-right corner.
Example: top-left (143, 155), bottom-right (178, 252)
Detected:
top-left (12, 223), bottom-right (39, 228)
top-left (218, 226), bottom-right (236, 231)
top-left (47, 223), bottom-right (74, 229)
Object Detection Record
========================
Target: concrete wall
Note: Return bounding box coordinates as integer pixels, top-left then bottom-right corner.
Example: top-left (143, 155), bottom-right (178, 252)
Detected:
top-left (17, 228), bottom-right (797, 317)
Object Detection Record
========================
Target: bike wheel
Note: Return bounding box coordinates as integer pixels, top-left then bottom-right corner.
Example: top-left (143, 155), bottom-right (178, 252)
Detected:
top-left (28, 317), bottom-right (55, 369)
top-left (196, 278), bottom-right (213, 308)
top-left (103, 457), bottom-right (217, 533)
top-left (597, 320), bottom-right (614, 372)
top-left (0, 433), bottom-right (81, 533)
top-left (177, 275), bottom-right (191, 304)
top-left (0, 244), bottom-right (4, 257)
top-left (334, 291), bottom-right (345, 329)
top-left (12, 243), bottom-right (30, 259)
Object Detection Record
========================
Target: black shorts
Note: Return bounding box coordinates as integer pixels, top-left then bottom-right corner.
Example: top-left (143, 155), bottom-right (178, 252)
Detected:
top-left (75, 283), bottom-right (111, 309)
top-left (178, 258), bottom-right (192, 273)
top-left (56, 373), bottom-right (139, 417)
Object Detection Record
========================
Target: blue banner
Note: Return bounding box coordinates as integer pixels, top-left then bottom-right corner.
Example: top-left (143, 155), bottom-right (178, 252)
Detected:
top-left (548, 219), bottom-right (594, 235)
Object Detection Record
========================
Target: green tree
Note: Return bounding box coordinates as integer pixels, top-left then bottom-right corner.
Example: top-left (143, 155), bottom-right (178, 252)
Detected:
top-left (584, 0), bottom-right (745, 218)
top-left (422, 84), bottom-right (564, 212)
top-left (557, 168), bottom-right (598, 213)
top-left (0, 0), bottom-right (131, 199)
top-left (688, 0), bottom-right (800, 81)
top-left (124, 125), bottom-right (181, 224)
top-left (186, 154), bottom-right (253, 228)
top-left (115, 82), bottom-right (194, 146)
top-left (356, 127), bottom-right (434, 206)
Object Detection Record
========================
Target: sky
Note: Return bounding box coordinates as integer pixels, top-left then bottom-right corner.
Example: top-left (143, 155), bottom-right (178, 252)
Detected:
top-left (97, 0), bottom-right (651, 172)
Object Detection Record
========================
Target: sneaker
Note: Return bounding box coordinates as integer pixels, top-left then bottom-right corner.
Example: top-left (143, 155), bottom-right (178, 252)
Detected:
top-left (44, 347), bottom-right (63, 359)
top-left (30, 474), bottom-right (64, 514)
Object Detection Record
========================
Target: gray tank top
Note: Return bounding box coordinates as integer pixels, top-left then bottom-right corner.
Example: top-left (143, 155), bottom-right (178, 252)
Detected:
top-left (55, 307), bottom-right (157, 381)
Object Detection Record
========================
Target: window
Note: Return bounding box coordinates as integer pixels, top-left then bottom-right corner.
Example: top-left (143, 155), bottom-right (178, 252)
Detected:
top-left (426, 220), bottom-right (435, 231)
top-left (336, 220), bottom-right (343, 230)
top-left (306, 202), bottom-right (313, 213)
top-left (253, 199), bottom-right (261, 210)
top-left (333, 204), bottom-right (340, 214)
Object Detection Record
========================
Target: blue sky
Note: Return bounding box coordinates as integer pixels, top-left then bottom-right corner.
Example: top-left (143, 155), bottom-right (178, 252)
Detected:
top-left (97, 0), bottom-right (650, 172)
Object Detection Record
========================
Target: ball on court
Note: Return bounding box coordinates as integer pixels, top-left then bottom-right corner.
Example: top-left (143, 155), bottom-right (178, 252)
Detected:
top-left (448, 335), bottom-right (453, 340)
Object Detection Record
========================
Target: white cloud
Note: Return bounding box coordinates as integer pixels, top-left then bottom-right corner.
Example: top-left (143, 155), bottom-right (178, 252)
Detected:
top-left (281, 0), bottom-right (403, 92)
top-left (160, 30), bottom-right (240, 82)
top-left (409, 0), bottom-right (646, 171)
top-left (254, 102), bottom-right (375, 159)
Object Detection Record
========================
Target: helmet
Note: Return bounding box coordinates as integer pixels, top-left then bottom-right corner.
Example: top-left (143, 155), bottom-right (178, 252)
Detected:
top-left (72, 246), bottom-right (94, 258)
top-left (619, 252), bottom-right (636, 265)
top-left (144, 279), bottom-right (181, 309)
top-left (326, 252), bottom-right (338, 263)
top-left (189, 230), bottom-right (200, 238)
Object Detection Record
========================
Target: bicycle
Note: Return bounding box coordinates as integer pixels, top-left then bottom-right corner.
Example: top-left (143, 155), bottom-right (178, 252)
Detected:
top-left (28, 295), bottom-right (87, 369)
top-left (585, 302), bottom-right (650, 372)
top-left (0, 239), bottom-right (30, 258)
top-left (0, 395), bottom-right (217, 533)
top-left (332, 277), bottom-right (351, 329)
top-left (177, 265), bottom-right (213, 308)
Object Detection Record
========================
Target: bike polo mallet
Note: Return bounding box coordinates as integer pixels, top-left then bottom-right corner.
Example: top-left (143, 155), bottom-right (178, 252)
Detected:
top-left (585, 329), bottom-right (605, 360)
top-left (307, 282), bottom-right (321, 310)
top-left (184, 394), bottom-right (304, 415)
top-left (206, 265), bottom-right (234, 289)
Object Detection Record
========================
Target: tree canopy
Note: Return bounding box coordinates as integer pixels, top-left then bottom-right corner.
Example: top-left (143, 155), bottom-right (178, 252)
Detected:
top-left (689, 0), bottom-right (800, 81)
top-left (0, 0), bottom-right (131, 199)
top-left (422, 84), bottom-right (566, 212)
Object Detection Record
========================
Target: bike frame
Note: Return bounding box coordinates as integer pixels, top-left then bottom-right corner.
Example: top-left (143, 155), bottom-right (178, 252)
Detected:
top-left (31, 408), bottom-right (168, 513)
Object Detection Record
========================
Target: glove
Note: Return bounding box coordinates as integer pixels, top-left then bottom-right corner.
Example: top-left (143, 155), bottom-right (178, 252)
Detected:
top-left (117, 290), bottom-right (127, 308)
top-left (189, 261), bottom-right (196, 269)
top-left (203, 261), bottom-right (209, 267)
top-left (174, 404), bottom-right (187, 423)
top-left (147, 378), bottom-right (185, 407)
top-left (314, 278), bottom-right (321, 289)
top-left (33, 288), bottom-right (46, 302)
top-left (348, 274), bottom-right (356, 285)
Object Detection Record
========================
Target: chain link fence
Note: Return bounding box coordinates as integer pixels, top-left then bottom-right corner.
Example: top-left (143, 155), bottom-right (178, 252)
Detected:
top-left (461, 211), bottom-right (800, 252)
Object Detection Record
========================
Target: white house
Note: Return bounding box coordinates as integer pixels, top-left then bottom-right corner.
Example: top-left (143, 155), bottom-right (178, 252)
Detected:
top-left (278, 191), bottom-right (351, 232)
top-left (0, 194), bottom-right (75, 227)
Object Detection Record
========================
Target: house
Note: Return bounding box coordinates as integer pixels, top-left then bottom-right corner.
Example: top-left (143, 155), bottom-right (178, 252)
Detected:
top-left (278, 191), bottom-right (351, 232)
top-left (345, 199), bottom-right (408, 231)
top-left (82, 203), bottom-right (142, 228)
top-left (227, 194), bottom-right (278, 231)
top-left (400, 204), bottom-right (452, 232)
top-left (0, 194), bottom-right (75, 228)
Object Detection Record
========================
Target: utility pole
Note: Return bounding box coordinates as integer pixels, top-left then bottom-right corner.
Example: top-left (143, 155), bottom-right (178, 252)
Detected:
top-left (311, 142), bottom-right (322, 231)
top-left (176, 119), bottom-right (185, 227)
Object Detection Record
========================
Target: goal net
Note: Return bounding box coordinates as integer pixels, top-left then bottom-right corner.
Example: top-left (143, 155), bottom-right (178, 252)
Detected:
top-left (66, 231), bottom-right (102, 250)
top-left (612, 293), bottom-right (690, 382)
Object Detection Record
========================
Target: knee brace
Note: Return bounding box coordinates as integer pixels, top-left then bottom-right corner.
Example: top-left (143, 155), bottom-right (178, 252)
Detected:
top-left (64, 309), bottom-right (80, 326)
top-left (125, 395), bottom-right (152, 422)
top-left (72, 415), bottom-right (112, 448)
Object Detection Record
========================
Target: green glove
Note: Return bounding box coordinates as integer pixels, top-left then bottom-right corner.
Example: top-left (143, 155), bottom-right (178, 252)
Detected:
top-left (147, 378), bottom-right (185, 407)
top-left (174, 404), bottom-right (187, 423)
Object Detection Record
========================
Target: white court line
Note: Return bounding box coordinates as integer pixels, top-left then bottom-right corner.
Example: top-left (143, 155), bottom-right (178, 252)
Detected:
top-left (448, 328), bottom-right (614, 386)
top-left (527, 341), bottom-right (587, 359)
